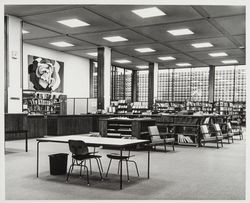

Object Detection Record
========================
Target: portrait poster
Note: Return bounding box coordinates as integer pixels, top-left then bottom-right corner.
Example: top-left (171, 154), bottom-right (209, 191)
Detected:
top-left (28, 55), bottom-right (64, 92)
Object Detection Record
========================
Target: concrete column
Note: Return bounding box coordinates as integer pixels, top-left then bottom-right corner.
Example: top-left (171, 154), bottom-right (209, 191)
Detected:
top-left (131, 70), bottom-right (138, 102)
top-left (148, 62), bottom-right (158, 110)
top-left (5, 15), bottom-right (23, 113)
top-left (208, 65), bottom-right (215, 103)
top-left (97, 47), bottom-right (111, 110)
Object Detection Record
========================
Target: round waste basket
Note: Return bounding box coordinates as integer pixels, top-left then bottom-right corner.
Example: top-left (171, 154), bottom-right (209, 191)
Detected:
top-left (49, 153), bottom-right (68, 175)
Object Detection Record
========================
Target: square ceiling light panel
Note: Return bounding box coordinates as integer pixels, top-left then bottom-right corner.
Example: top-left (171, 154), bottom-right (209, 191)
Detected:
top-left (115, 59), bottom-right (131, 64)
top-left (103, 36), bottom-right (128, 42)
top-left (135, 48), bottom-right (156, 53)
top-left (57, 18), bottom-right (90, 27)
top-left (222, 59), bottom-right (238, 64)
top-left (50, 41), bottom-right (74, 47)
top-left (176, 63), bottom-right (192, 67)
top-left (191, 42), bottom-right (213, 48)
top-left (22, 30), bottom-right (30, 34)
top-left (167, 28), bottom-right (194, 36)
top-left (158, 56), bottom-right (176, 61)
top-left (87, 52), bottom-right (98, 56)
top-left (132, 7), bottom-right (166, 18)
top-left (209, 52), bottom-right (228, 57)
top-left (136, 65), bottom-right (148, 69)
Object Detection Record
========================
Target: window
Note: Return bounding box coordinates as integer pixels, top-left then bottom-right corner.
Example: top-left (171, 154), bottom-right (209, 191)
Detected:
top-left (138, 70), bottom-right (148, 102)
top-left (190, 67), bottom-right (209, 101)
top-left (235, 65), bottom-right (246, 102)
top-left (111, 66), bottom-right (132, 101)
top-left (215, 66), bottom-right (235, 101)
top-left (157, 69), bottom-right (173, 101)
top-left (125, 69), bottom-right (132, 102)
top-left (173, 68), bottom-right (191, 101)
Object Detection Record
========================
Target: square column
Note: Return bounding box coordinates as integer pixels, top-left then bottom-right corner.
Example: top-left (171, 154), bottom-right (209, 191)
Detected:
top-left (97, 47), bottom-right (111, 110)
top-left (148, 62), bottom-right (158, 110)
top-left (208, 65), bottom-right (215, 103)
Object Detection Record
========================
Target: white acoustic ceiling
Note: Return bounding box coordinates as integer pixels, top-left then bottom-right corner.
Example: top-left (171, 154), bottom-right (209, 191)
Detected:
top-left (5, 4), bottom-right (245, 70)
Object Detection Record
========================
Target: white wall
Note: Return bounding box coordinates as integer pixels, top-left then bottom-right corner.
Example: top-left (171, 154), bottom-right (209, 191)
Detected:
top-left (7, 16), bottom-right (23, 113)
top-left (23, 43), bottom-right (90, 98)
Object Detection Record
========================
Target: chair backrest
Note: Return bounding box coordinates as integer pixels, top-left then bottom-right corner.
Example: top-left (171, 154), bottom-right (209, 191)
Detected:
top-left (148, 126), bottom-right (160, 136)
top-left (200, 125), bottom-right (211, 139)
top-left (213, 124), bottom-right (221, 132)
top-left (68, 140), bottom-right (89, 155)
top-left (227, 122), bottom-right (232, 130)
top-left (203, 117), bottom-right (210, 124)
top-left (148, 126), bottom-right (162, 142)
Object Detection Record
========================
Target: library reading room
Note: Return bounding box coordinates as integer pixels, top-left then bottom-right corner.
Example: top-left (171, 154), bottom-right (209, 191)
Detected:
top-left (2, 3), bottom-right (247, 201)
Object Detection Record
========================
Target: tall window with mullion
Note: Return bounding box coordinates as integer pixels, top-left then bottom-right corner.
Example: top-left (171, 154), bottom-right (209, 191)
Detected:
top-left (137, 70), bottom-right (148, 102)
top-left (125, 69), bottom-right (132, 102)
top-left (215, 66), bottom-right (234, 101)
top-left (173, 68), bottom-right (191, 102)
top-left (112, 66), bottom-right (125, 100)
top-left (190, 67), bottom-right (209, 101)
top-left (234, 65), bottom-right (246, 102)
top-left (157, 69), bottom-right (173, 101)
top-left (91, 61), bottom-right (98, 98)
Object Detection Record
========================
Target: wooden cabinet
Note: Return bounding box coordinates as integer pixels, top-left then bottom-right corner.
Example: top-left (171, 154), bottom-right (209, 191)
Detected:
top-left (47, 115), bottom-right (93, 136)
top-left (99, 118), bottom-right (155, 139)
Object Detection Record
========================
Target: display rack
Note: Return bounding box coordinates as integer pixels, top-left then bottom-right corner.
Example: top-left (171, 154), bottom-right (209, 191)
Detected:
top-left (155, 100), bottom-right (185, 113)
top-left (131, 102), bottom-right (148, 114)
top-left (116, 100), bottom-right (128, 114)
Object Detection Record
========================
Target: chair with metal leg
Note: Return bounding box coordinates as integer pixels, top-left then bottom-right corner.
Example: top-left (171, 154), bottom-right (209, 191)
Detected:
top-left (66, 140), bottom-right (103, 186)
top-left (105, 137), bottom-right (140, 182)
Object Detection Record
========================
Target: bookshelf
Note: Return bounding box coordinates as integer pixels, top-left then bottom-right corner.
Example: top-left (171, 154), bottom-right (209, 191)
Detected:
top-left (131, 102), bottom-right (148, 114)
top-left (22, 90), bottom-right (66, 115)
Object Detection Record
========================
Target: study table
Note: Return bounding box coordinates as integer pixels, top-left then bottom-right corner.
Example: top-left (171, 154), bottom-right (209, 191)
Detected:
top-left (36, 135), bottom-right (150, 189)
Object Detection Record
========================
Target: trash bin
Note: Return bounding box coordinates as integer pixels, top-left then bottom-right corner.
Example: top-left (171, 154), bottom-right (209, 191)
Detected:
top-left (48, 153), bottom-right (68, 175)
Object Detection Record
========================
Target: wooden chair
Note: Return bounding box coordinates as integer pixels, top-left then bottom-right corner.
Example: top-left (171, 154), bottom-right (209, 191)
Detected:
top-left (200, 125), bottom-right (223, 148)
top-left (227, 122), bottom-right (243, 140)
top-left (213, 123), bottom-right (234, 144)
top-left (148, 126), bottom-right (175, 152)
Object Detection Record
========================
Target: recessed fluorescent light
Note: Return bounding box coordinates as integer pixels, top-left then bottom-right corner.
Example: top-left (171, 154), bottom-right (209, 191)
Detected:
top-left (167, 28), bottom-right (194, 36)
top-left (57, 18), bottom-right (89, 28)
top-left (87, 52), bottom-right (98, 57)
top-left (191, 42), bottom-right (213, 48)
top-left (50, 41), bottom-right (74, 47)
top-left (222, 60), bottom-right (238, 64)
top-left (136, 65), bottom-right (148, 69)
top-left (209, 52), bottom-right (228, 57)
top-left (103, 36), bottom-right (128, 42)
top-left (132, 7), bottom-right (166, 18)
top-left (176, 63), bottom-right (191, 67)
top-left (115, 59), bottom-right (131, 64)
top-left (135, 48), bottom-right (156, 53)
top-left (158, 56), bottom-right (176, 61)
top-left (22, 30), bottom-right (30, 34)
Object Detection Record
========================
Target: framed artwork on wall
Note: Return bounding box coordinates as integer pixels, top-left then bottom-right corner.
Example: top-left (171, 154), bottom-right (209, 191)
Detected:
top-left (28, 55), bottom-right (64, 92)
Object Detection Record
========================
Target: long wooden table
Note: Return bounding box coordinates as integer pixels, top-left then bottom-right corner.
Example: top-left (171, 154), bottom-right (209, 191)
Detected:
top-left (36, 135), bottom-right (150, 189)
